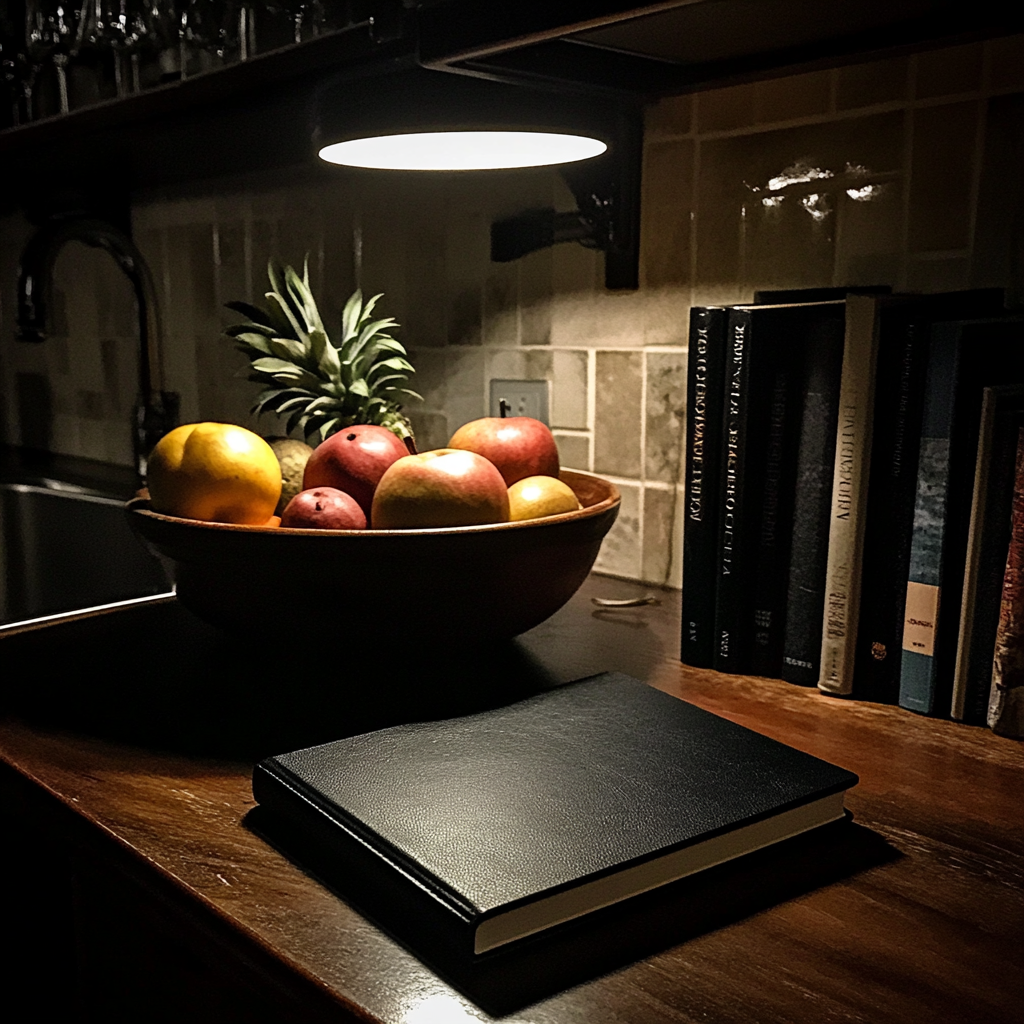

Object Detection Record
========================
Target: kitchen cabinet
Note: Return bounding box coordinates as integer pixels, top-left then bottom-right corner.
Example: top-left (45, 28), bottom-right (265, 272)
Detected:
top-left (1, 1), bottom-right (1020, 206)
top-left (0, 574), bottom-right (1020, 1021)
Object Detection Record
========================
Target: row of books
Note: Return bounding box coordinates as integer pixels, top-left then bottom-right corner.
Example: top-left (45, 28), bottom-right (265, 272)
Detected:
top-left (680, 285), bottom-right (1024, 736)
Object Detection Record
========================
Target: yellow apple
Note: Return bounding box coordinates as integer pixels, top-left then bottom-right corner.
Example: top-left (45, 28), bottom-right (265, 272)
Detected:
top-left (507, 475), bottom-right (581, 521)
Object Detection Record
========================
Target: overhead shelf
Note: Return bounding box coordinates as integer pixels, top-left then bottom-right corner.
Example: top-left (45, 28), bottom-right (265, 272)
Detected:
top-left (1, 0), bottom-right (1020, 205)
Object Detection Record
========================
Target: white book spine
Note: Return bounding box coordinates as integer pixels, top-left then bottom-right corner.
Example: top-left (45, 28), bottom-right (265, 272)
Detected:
top-left (818, 295), bottom-right (879, 695)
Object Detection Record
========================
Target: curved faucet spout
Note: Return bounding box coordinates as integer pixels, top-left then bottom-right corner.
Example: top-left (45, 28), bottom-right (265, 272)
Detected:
top-left (16, 215), bottom-right (178, 481)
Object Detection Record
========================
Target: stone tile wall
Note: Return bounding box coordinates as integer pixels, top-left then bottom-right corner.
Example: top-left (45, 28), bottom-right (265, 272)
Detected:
top-left (2, 34), bottom-right (1024, 587)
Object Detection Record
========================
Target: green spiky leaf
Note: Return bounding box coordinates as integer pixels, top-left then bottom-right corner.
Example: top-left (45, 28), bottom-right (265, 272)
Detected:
top-left (226, 259), bottom-right (418, 444)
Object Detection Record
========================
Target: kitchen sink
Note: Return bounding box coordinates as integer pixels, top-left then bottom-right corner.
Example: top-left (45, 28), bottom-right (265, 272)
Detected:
top-left (0, 481), bottom-right (173, 629)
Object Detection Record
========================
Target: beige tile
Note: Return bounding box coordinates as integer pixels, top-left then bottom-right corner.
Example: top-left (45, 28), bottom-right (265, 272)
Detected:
top-left (642, 139), bottom-right (693, 289)
top-left (483, 262), bottom-right (520, 346)
top-left (553, 432), bottom-right (590, 472)
top-left (441, 347), bottom-right (486, 435)
top-left (915, 42), bottom-right (983, 99)
top-left (95, 250), bottom-right (138, 338)
top-left (645, 351), bottom-right (687, 484)
top-left (643, 287), bottom-right (691, 347)
top-left (551, 239), bottom-right (602, 299)
top-left (403, 217), bottom-right (449, 349)
top-left (444, 212), bottom-right (485, 347)
top-left (989, 34), bottom-right (1024, 93)
top-left (520, 247), bottom-right (553, 344)
top-left (549, 289), bottom-right (641, 348)
top-left (594, 351), bottom-right (642, 478)
top-left (642, 486), bottom-right (683, 589)
top-left (594, 482), bottom-right (640, 579)
top-left (99, 337), bottom-right (124, 415)
top-left (970, 94), bottom-right (1024, 304)
top-left (833, 181), bottom-right (903, 288)
top-left (905, 256), bottom-right (970, 293)
top-left (755, 71), bottom-right (832, 123)
top-left (215, 220), bottom-right (248, 320)
top-left (646, 94), bottom-right (693, 138)
top-left (696, 83), bottom-right (757, 133)
top-left (696, 112), bottom-right (904, 297)
top-left (407, 410), bottom-right (449, 452)
top-left (551, 349), bottom-right (588, 430)
top-left (836, 55), bottom-right (909, 110)
top-left (908, 101), bottom-right (979, 253)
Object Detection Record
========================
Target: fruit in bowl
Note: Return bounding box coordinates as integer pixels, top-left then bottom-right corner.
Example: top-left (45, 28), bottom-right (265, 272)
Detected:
top-left (508, 475), bottom-right (581, 522)
top-left (448, 415), bottom-right (559, 486)
top-left (147, 422), bottom-right (282, 526)
top-left (281, 487), bottom-right (367, 530)
top-left (302, 424), bottom-right (409, 518)
top-left (371, 449), bottom-right (510, 529)
top-left (127, 467), bottom-right (620, 642)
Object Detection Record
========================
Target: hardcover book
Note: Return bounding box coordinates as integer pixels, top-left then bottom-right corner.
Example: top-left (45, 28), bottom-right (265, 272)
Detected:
top-left (855, 290), bottom-right (1005, 703)
top-left (900, 316), bottom-right (1024, 715)
top-left (989, 427), bottom-right (1024, 738)
top-left (253, 673), bottom-right (858, 961)
top-left (818, 295), bottom-right (881, 696)
top-left (952, 386), bottom-right (1024, 723)
top-left (681, 306), bottom-right (727, 668)
top-left (780, 307), bottom-right (846, 685)
top-left (714, 302), bottom-right (839, 674)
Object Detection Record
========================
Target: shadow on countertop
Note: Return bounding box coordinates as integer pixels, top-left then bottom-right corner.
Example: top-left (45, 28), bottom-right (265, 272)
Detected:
top-left (0, 577), bottom-right (679, 760)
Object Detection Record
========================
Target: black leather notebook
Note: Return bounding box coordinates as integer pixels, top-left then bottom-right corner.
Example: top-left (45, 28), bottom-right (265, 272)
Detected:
top-left (253, 673), bottom-right (857, 959)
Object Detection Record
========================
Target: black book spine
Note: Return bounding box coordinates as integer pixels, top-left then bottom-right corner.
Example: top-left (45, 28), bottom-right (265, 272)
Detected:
top-left (853, 316), bottom-right (929, 701)
top-left (714, 307), bottom-right (797, 674)
top-left (681, 307), bottom-right (727, 668)
top-left (252, 761), bottom-right (477, 959)
top-left (749, 354), bottom-right (803, 678)
top-left (714, 310), bottom-right (753, 672)
top-left (780, 315), bottom-right (845, 685)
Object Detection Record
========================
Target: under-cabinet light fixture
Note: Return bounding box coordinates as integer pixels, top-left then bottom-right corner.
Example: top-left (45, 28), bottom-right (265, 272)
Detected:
top-left (318, 130), bottom-right (607, 171)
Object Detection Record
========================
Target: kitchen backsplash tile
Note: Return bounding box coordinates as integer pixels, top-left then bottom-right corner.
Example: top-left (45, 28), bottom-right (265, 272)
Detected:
top-left (644, 351), bottom-right (687, 485)
top-left (915, 43), bottom-right (984, 99)
top-left (754, 71), bottom-right (832, 124)
top-left (907, 101), bottom-right (979, 253)
top-left (642, 485), bottom-right (684, 588)
top-left (835, 55), bottom-right (909, 110)
top-left (594, 351), bottom-right (643, 479)
top-left (553, 432), bottom-right (590, 473)
top-left (3, 35), bottom-right (1024, 590)
top-left (594, 481), bottom-right (640, 579)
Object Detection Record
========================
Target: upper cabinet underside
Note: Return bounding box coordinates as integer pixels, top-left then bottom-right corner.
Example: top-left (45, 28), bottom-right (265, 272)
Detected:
top-left (1, 0), bottom-right (1020, 203)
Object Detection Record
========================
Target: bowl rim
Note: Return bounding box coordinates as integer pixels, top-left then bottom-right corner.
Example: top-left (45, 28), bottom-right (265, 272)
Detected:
top-left (126, 468), bottom-right (620, 537)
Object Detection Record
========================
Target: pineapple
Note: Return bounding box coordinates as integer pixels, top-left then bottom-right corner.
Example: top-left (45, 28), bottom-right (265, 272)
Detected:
top-left (226, 260), bottom-right (420, 442)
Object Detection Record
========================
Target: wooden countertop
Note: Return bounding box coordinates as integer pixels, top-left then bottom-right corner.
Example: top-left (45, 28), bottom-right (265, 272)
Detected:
top-left (1, 575), bottom-right (1021, 1022)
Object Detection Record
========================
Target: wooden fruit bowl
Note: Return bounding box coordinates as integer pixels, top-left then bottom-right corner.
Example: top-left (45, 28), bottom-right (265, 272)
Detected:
top-left (126, 470), bottom-right (619, 642)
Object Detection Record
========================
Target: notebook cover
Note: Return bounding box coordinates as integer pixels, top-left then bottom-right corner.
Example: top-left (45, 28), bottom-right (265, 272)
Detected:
top-left (253, 673), bottom-right (858, 961)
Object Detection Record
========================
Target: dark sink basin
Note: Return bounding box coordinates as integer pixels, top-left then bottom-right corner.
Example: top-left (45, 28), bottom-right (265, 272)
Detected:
top-left (0, 482), bottom-right (173, 629)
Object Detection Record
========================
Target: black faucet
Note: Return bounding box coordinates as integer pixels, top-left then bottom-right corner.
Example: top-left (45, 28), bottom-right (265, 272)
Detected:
top-left (16, 215), bottom-right (179, 482)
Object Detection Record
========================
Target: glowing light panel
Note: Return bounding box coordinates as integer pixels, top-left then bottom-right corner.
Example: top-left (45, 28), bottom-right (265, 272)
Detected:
top-left (318, 131), bottom-right (607, 170)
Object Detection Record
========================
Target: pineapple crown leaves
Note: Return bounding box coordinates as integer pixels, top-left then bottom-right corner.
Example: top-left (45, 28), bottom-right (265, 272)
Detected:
top-left (226, 259), bottom-right (421, 442)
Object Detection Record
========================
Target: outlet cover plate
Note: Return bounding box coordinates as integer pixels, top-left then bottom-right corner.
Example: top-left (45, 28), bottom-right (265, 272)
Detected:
top-left (489, 379), bottom-right (550, 424)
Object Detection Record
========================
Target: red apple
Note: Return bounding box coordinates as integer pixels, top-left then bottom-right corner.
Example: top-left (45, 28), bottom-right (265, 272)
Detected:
top-left (281, 487), bottom-right (367, 529)
top-left (447, 416), bottom-right (559, 487)
top-left (371, 449), bottom-right (510, 529)
top-left (303, 424), bottom-right (408, 517)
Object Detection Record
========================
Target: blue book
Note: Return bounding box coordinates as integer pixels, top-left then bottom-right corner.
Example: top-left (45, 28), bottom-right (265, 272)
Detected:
top-left (900, 317), bottom-right (1024, 714)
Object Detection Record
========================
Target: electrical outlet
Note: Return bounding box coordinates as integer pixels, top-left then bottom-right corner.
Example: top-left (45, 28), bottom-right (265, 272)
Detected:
top-left (489, 379), bottom-right (550, 424)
